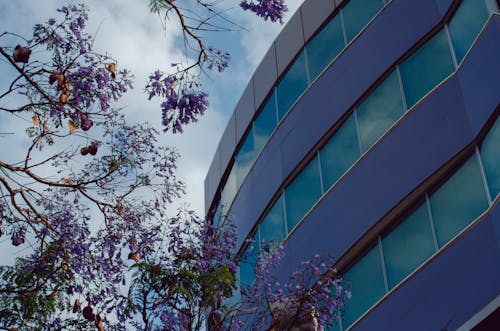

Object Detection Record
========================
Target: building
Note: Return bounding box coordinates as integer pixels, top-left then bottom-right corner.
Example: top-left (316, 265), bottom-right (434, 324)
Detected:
top-left (204, 0), bottom-right (500, 329)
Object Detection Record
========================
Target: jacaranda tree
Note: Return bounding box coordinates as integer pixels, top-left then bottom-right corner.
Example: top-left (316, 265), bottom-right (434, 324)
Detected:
top-left (0, 2), bottom-right (350, 330)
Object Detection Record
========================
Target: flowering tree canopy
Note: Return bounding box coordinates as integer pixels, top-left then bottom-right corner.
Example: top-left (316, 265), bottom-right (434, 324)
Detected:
top-left (0, 2), bottom-right (350, 330)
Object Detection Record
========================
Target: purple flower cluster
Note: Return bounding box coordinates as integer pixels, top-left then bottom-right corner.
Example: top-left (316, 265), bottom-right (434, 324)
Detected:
top-left (146, 70), bottom-right (208, 133)
top-left (236, 245), bottom-right (350, 330)
top-left (240, 0), bottom-right (288, 23)
top-left (205, 47), bottom-right (231, 73)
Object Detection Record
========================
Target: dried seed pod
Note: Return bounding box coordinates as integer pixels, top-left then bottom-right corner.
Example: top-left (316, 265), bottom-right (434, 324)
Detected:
top-left (80, 147), bottom-right (89, 156)
top-left (82, 305), bottom-right (95, 321)
top-left (59, 91), bottom-right (69, 103)
top-left (13, 45), bottom-right (31, 63)
top-left (73, 299), bottom-right (81, 313)
top-left (49, 72), bottom-right (64, 86)
top-left (88, 141), bottom-right (98, 156)
top-left (68, 120), bottom-right (76, 134)
top-left (128, 252), bottom-right (140, 262)
top-left (107, 63), bottom-right (116, 79)
top-left (81, 119), bottom-right (93, 131)
top-left (95, 315), bottom-right (104, 331)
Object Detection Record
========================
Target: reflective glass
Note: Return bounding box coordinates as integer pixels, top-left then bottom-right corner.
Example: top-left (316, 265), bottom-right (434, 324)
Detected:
top-left (448, 0), bottom-right (489, 63)
top-left (239, 232), bottom-right (259, 288)
top-left (213, 201), bottom-right (223, 228)
top-left (342, 0), bottom-right (384, 42)
top-left (343, 244), bottom-right (386, 328)
top-left (400, 30), bottom-right (455, 108)
top-left (326, 318), bottom-right (342, 331)
top-left (381, 203), bottom-right (436, 289)
top-left (254, 92), bottom-right (278, 153)
top-left (429, 156), bottom-right (489, 247)
top-left (306, 15), bottom-right (346, 81)
top-left (481, 118), bottom-right (500, 199)
top-left (259, 195), bottom-right (286, 251)
top-left (357, 70), bottom-right (405, 151)
top-left (221, 166), bottom-right (237, 215)
top-left (277, 51), bottom-right (309, 120)
top-left (320, 115), bottom-right (361, 189)
top-left (235, 130), bottom-right (255, 187)
top-left (285, 155), bottom-right (322, 231)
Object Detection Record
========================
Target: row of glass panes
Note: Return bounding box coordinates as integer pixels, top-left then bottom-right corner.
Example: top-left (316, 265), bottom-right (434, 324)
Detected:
top-left (238, 0), bottom-right (494, 301)
top-left (218, 0), bottom-right (394, 217)
top-left (331, 117), bottom-right (500, 330)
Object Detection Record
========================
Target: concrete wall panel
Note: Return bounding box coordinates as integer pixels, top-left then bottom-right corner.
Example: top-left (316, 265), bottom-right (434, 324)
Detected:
top-left (235, 79), bottom-right (256, 143)
top-left (275, 9), bottom-right (305, 77)
top-left (253, 44), bottom-right (278, 112)
top-left (300, 0), bottom-right (336, 41)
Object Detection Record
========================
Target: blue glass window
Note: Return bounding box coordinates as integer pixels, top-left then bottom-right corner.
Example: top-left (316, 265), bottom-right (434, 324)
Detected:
top-left (448, 0), bottom-right (489, 63)
top-left (259, 195), bottom-right (286, 251)
top-left (429, 155), bottom-right (489, 247)
top-left (381, 203), bottom-right (436, 289)
top-left (239, 232), bottom-right (259, 288)
top-left (481, 118), bottom-right (500, 199)
top-left (342, 244), bottom-right (386, 328)
top-left (342, 0), bottom-right (384, 42)
top-left (285, 155), bottom-right (322, 231)
top-left (356, 70), bottom-right (405, 151)
top-left (276, 51), bottom-right (309, 120)
top-left (400, 30), bottom-right (455, 108)
top-left (306, 15), bottom-right (346, 81)
top-left (319, 115), bottom-right (361, 189)
top-left (235, 130), bottom-right (255, 187)
top-left (254, 92), bottom-right (278, 153)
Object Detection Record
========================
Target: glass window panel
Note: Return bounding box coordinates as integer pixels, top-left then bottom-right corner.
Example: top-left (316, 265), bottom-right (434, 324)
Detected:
top-left (342, 0), bottom-right (384, 42)
top-left (239, 232), bottom-right (259, 288)
top-left (400, 30), bottom-right (455, 108)
top-left (277, 51), bottom-right (309, 120)
top-left (254, 92), bottom-right (278, 153)
top-left (213, 201), bottom-right (223, 228)
top-left (259, 195), bottom-right (286, 251)
top-left (342, 244), bottom-right (386, 328)
top-left (382, 203), bottom-right (436, 289)
top-left (221, 166), bottom-right (237, 215)
top-left (481, 118), bottom-right (500, 199)
top-left (326, 318), bottom-right (342, 331)
top-left (306, 15), bottom-right (346, 81)
top-left (285, 155), bottom-right (322, 231)
top-left (235, 130), bottom-right (255, 187)
top-left (357, 71), bottom-right (405, 151)
top-left (448, 0), bottom-right (489, 63)
top-left (429, 155), bottom-right (489, 247)
top-left (320, 115), bottom-right (361, 189)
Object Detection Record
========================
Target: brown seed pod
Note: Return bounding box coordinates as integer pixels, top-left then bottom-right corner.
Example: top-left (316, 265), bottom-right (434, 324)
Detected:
top-left (73, 299), bottom-right (81, 314)
top-left (13, 45), bottom-right (31, 63)
top-left (95, 315), bottom-right (104, 331)
top-left (128, 252), bottom-right (141, 262)
top-left (59, 91), bottom-right (69, 103)
top-left (107, 63), bottom-right (116, 79)
top-left (81, 119), bottom-right (93, 131)
top-left (80, 147), bottom-right (89, 156)
top-left (88, 141), bottom-right (98, 156)
top-left (82, 305), bottom-right (95, 321)
top-left (68, 120), bottom-right (76, 134)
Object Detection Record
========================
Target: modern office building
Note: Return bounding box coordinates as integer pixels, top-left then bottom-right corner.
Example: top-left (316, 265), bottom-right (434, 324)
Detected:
top-left (204, 0), bottom-right (500, 329)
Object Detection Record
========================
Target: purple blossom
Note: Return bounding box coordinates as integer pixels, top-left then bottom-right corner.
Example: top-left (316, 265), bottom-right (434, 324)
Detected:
top-left (240, 0), bottom-right (288, 23)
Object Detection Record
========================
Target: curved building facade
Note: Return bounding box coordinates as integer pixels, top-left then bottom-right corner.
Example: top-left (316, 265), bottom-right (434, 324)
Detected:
top-left (204, 0), bottom-right (500, 329)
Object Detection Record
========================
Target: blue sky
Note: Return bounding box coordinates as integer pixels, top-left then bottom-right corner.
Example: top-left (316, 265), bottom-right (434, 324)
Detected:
top-left (0, 0), bottom-right (303, 218)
